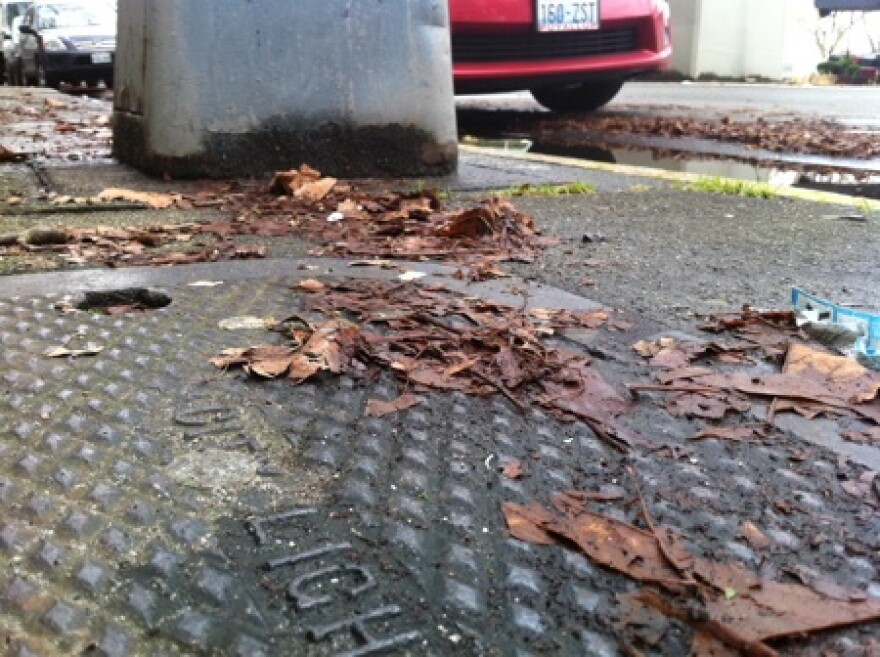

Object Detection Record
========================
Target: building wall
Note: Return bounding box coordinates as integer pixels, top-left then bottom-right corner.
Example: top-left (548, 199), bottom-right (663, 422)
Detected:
top-left (690, 1), bottom-right (747, 77)
top-left (669, 0), bottom-right (700, 74)
top-left (782, 2), bottom-right (829, 77)
top-left (669, 0), bottom-right (824, 80)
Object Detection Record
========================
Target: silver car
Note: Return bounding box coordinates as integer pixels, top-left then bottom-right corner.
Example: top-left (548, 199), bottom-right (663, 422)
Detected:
top-left (18, 0), bottom-right (115, 88)
top-left (1, 0), bottom-right (30, 84)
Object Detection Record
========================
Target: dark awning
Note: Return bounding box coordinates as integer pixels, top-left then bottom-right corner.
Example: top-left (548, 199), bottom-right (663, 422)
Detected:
top-left (815, 0), bottom-right (880, 11)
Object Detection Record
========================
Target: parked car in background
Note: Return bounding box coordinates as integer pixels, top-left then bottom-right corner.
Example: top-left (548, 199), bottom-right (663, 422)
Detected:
top-left (449, 0), bottom-right (672, 112)
top-left (18, 0), bottom-right (115, 88)
top-left (1, 0), bottom-right (30, 84)
top-left (854, 52), bottom-right (880, 82)
top-left (819, 53), bottom-right (880, 83)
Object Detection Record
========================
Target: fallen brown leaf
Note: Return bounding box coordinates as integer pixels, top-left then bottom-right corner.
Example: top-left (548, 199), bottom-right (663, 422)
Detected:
top-left (691, 426), bottom-right (765, 442)
top-left (509, 492), bottom-right (880, 656)
top-left (737, 521), bottom-right (772, 550)
top-left (500, 460), bottom-right (525, 480)
top-left (295, 177), bottom-right (337, 203)
top-left (842, 428), bottom-right (880, 444)
top-left (364, 394), bottom-right (421, 418)
top-left (295, 279), bottom-right (326, 293)
top-left (96, 188), bottom-right (179, 209)
top-left (501, 502), bottom-right (555, 545)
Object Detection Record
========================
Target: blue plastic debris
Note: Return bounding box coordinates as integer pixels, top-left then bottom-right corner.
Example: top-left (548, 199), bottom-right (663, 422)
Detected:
top-left (791, 287), bottom-right (879, 358)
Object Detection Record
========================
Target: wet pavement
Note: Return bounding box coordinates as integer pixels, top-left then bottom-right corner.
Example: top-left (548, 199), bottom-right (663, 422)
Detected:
top-left (456, 83), bottom-right (880, 201)
top-left (456, 83), bottom-right (880, 126)
top-left (2, 85), bottom-right (880, 656)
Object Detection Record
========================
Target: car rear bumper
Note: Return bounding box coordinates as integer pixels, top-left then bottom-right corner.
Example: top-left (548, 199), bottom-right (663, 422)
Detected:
top-left (43, 51), bottom-right (114, 81)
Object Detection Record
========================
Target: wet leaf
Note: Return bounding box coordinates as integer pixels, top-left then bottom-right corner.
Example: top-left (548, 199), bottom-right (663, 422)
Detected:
top-left (364, 394), bottom-right (421, 418)
top-left (501, 503), bottom-right (555, 545)
top-left (783, 343), bottom-right (880, 404)
top-left (295, 279), bottom-right (326, 293)
top-left (295, 177), bottom-right (337, 203)
top-left (668, 394), bottom-right (740, 420)
top-left (555, 114), bottom-right (880, 159)
top-left (269, 164), bottom-right (322, 195)
top-left (633, 340), bottom-right (661, 358)
top-left (500, 460), bottom-right (525, 480)
top-left (842, 428), bottom-right (880, 445)
top-left (95, 188), bottom-right (178, 209)
top-left (691, 426), bottom-right (765, 442)
top-left (511, 492), bottom-right (880, 656)
top-left (212, 279), bottom-right (646, 452)
top-left (737, 521), bottom-right (771, 550)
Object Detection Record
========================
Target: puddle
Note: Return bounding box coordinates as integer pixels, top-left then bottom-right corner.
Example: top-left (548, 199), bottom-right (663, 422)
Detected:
top-left (542, 142), bottom-right (880, 200)
top-left (467, 137), bottom-right (880, 200)
top-left (461, 137), bottom-right (533, 153)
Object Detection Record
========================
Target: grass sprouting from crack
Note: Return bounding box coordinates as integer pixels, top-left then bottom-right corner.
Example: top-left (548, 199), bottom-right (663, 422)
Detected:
top-left (496, 181), bottom-right (596, 198)
top-left (675, 176), bottom-right (777, 199)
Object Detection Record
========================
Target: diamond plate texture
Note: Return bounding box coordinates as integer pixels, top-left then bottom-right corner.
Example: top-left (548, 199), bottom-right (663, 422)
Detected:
top-left (1, 277), bottom-right (879, 656)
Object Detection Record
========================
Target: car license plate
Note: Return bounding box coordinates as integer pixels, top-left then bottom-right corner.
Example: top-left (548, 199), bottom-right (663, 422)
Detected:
top-left (536, 0), bottom-right (600, 32)
top-left (91, 52), bottom-right (111, 64)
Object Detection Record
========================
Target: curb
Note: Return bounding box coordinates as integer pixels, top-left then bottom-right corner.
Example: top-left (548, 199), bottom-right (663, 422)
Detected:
top-left (460, 144), bottom-right (880, 210)
top-left (0, 256), bottom-right (603, 313)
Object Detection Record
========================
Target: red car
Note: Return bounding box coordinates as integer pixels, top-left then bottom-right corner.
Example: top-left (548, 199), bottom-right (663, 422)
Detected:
top-left (450, 0), bottom-right (672, 112)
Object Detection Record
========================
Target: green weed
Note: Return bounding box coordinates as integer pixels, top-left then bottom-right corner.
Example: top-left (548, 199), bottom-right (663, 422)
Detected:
top-left (676, 176), bottom-right (777, 199)
top-left (496, 181), bottom-right (595, 197)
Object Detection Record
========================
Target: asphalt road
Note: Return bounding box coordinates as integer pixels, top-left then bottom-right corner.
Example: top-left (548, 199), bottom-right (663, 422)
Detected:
top-left (456, 81), bottom-right (880, 127)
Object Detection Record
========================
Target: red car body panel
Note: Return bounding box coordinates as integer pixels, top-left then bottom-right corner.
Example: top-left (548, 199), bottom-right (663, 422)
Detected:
top-left (449, 0), bottom-right (672, 93)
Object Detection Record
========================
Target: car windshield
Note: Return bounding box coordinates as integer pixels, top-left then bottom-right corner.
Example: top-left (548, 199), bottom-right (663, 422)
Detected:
top-left (38, 3), bottom-right (116, 30)
top-left (4, 2), bottom-right (30, 26)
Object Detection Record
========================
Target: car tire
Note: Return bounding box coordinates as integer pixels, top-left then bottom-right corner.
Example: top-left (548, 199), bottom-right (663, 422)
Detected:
top-left (21, 62), bottom-right (36, 86)
top-left (11, 60), bottom-right (23, 86)
top-left (40, 65), bottom-right (61, 89)
top-left (531, 80), bottom-right (625, 113)
top-left (36, 63), bottom-right (58, 88)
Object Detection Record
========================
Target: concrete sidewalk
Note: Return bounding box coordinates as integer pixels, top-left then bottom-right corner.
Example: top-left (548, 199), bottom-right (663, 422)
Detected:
top-left (2, 87), bottom-right (880, 656)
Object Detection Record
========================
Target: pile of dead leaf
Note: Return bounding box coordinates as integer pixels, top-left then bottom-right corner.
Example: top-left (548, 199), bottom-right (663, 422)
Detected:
top-left (211, 278), bottom-right (638, 451)
top-left (627, 307), bottom-right (880, 504)
top-left (504, 490), bottom-right (880, 655)
top-left (1, 164), bottom-right (551, 271)
top-left (253, 164), bottom-right (554, 263)
top-left (0, 222), bottom-right (266, 267)
top-left (629, 308), bottom-right (880, 433)
top-left (543, 114), bottom-right (880, 159)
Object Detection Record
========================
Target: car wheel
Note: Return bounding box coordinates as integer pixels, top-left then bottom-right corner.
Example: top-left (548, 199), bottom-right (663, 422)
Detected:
top-left (12, 60), bottom-right (23, 86)
top-left (36, 63), bottom-right (57, 88)
top-left (530, 80), bottom-right (625, 113)
top-left (41, 66), bottom-right (61, 89)
top-left (21, 62), bottom-right (36, 86)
